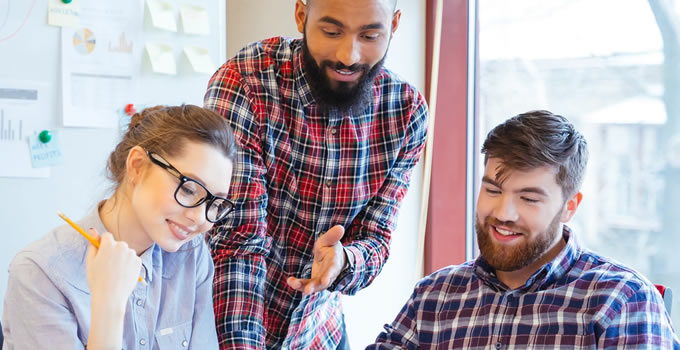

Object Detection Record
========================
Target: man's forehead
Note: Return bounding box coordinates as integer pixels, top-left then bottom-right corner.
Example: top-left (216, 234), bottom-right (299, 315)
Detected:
top-left (306, 0), bottom-right (396, 14)
top-left (483, 158), bottom-right (559, 188)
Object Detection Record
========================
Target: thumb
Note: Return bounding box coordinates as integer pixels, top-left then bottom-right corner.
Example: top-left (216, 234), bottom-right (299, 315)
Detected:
top-left (317, 225), bottom-right (345, 247)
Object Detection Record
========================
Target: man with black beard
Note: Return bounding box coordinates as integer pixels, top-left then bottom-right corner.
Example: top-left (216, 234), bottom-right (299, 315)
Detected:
top-left (368, 111), bottom-right (679, 349)
top-left (203, 0), bottom-right (428, 349)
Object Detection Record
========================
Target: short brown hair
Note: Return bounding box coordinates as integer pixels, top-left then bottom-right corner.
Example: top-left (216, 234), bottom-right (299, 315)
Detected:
top-left (481, 110), bottom-right (588, 199)
top-left (107, 104), bottom-right (236, 188)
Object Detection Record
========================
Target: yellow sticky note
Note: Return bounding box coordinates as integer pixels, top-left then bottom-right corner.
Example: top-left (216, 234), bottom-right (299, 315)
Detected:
top-left (145, 0), bottom-right (177, 32)
top-left (145, 43), bottom-right (176, 75)
top-left (179, 5), bottom-right (210, 35)
top-left (47, 0), bottom-right (81, 28)
top-left (183, 46), bottom-right (215, 74)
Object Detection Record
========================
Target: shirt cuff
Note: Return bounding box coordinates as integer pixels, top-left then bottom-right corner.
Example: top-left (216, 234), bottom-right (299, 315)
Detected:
top-left (329, 247), bottom-right (356, 292)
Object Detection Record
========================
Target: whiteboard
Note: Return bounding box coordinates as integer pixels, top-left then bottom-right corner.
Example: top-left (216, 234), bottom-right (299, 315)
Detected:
top-left (0, 0), bottom-right (226, 313)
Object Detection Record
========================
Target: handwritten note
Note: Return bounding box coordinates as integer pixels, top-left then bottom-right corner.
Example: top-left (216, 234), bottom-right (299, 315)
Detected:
top-left (47, 0), bottom-right (81, 28)
top-left (146, 0), bottom-right (177, 32)
top-left (29, 130), bottom-right (63, 168)
top-left (179, 5), bottom-right (210, 35)
top-left (183, 46), bottom-right (214, 74)
top-left (145, 43), bottom-right (176, 75)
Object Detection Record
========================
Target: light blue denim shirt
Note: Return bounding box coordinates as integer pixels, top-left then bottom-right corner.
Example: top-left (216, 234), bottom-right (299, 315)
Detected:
top-left (2, 206), bottom-right (219, 349)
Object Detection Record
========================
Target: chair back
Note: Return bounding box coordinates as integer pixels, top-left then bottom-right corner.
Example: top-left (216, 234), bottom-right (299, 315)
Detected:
top-left (655, 284), bottom-right (673, 315)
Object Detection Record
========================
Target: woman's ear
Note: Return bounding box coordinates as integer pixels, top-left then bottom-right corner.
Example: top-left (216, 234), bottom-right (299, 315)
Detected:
top-left (125, 146), bottom-right (148, 185)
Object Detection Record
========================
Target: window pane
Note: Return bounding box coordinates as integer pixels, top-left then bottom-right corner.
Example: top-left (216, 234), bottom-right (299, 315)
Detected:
top-left (478, 0), bottom-right (680, 324)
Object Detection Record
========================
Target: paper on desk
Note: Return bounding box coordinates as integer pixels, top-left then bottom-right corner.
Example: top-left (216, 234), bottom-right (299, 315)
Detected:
top-left (47, 0), bottom-right (81, 28)
top-left (146, 0), bottom-right (177, 32)
top-left (183, 46), bottom-right (214, 74)
top-left (179, 4), bottom-right (210, 35)
top-left (145, 43), bottom-right (177, 75)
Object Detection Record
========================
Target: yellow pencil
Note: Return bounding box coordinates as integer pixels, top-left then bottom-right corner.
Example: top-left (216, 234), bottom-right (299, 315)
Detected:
top-left (57, 211), bottom-right (145, 284)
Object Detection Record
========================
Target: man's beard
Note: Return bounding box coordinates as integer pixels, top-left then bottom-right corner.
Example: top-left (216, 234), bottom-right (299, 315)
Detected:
top-left (476, 208), bottom-right (563, 272)
top-left (302, 35), bottom-right (387, 114)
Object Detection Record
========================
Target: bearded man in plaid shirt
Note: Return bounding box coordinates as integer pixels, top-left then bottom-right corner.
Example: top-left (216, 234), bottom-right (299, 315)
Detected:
top-left (203, 0), bottom-right (427, 348)
top-left (368, 111), bottom-right (679, 349)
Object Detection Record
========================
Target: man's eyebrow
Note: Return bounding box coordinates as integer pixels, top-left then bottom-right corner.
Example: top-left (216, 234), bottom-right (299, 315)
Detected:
top-left (482, 176), bottom-right (548, 196)
top-left (482, 176), bottom-right (500, 187)
top-left (318, 16), bottom-right (344, 27)
top-left (361, 23), bottom-right (385, 30)
top-left (318, 16), bottom-right (385, 31)
top-left (516, 187), bottom-right (548, 196)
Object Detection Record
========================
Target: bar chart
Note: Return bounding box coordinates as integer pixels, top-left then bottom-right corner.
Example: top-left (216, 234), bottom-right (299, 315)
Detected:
top-left (0, 109), bottom-right (23, 141)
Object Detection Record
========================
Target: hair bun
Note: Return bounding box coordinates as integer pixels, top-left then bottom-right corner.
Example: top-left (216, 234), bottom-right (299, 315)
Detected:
top-left (127, 105), bottom-right (165, 132)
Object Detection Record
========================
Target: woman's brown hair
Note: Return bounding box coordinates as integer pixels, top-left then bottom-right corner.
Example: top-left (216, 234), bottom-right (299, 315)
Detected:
top-left (107, 104), bottom-right (236, 188)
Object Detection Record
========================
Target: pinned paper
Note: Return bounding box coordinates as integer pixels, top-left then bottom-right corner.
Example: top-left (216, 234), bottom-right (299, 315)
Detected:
top-left (29, 130), bottom-right (63, 168)
top-left (48, 0), bottom-right (81, 28)
top-left (183, 46), bottom-right (215, 74)
top-left (145, 0), bottom-right (177, 32)
top-left (145, 43), bottom-right (176, 75)
top-left (179, 4), bottom-right (210, 35)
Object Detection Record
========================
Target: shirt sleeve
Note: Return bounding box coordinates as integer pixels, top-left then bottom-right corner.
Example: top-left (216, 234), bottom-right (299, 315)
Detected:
top-left (189, 239), bottom-right (220, 349)
top-left (365, 282), bottom-right (424, 350)
top-left (598, 283), bottom-right (680, 349)
top-left (332, 90), bottom-right (429, 295)
top-left (204, 66), bottom-right (270, 349)
top-left (2, 257), bottom-right (85, 349)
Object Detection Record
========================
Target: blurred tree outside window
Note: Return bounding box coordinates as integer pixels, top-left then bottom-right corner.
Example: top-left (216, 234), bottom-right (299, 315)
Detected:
top-left (478, 0), bottom-right (680, 324)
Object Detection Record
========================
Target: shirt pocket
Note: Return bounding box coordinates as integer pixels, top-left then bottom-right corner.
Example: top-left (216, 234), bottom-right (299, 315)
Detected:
top-left (155, 321), bottom-right (192, 349)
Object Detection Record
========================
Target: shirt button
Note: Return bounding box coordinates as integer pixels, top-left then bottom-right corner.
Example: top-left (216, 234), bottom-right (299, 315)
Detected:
top-left (495, 342), bottom-right (502, 349)
top-left (182, 339), bottom-right (188, 347)
top-left (136, 299), bottom-right (143, 306)
top-left (331, 128), bottom-right (337, 135)
top-left (140, 339), bottom-right (147, 345)
top-left (325, 180), bottom-right (331, 187)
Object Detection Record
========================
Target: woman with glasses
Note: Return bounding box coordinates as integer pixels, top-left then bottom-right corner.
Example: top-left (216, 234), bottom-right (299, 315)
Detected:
top-left (2, 105), bottom-right (235, 350)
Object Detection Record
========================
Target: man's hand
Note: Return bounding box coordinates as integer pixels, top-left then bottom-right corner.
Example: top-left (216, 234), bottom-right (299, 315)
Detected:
top-left (287, 225), bottom-right (347, 296)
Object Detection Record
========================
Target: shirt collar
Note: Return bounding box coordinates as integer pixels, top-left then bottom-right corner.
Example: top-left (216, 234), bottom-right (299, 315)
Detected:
top-left (474, 225), bottom-right (582, 293)
top-left (292, 39), bottom-right (317, 109)
top-left (139, 242), bottom-right (160, 283)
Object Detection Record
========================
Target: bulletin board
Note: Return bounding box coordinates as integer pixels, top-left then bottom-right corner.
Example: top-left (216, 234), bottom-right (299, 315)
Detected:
top-left (0, 0), bottom-right (226, 312)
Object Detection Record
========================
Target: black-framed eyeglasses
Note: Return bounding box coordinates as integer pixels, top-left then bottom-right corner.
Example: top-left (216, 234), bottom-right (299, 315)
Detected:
top-left (147, 151), bottom-right (234, 223)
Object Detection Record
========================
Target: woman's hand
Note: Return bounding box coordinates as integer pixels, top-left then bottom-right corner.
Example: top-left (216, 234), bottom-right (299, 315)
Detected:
top-left (85, 228), bottom-right (142, 350)
top-left (85, 229), bottom-right (142, 308)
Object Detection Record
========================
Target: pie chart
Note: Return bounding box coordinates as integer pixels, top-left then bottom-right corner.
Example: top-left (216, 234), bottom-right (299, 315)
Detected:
top-left (73, 28), bottom-right (96, 55)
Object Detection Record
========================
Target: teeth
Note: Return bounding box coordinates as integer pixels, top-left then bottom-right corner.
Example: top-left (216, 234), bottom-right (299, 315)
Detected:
top-left (496, 227), bottom-right (517, 236)
top-left (336, 69), bottom-right (354, 75)
top-left (170, 222), bottom-right (190, 236)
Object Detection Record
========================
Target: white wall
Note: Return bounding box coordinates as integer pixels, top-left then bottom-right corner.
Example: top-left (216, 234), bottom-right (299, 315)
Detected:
top-left (226, 1), bottom-right (427, 348)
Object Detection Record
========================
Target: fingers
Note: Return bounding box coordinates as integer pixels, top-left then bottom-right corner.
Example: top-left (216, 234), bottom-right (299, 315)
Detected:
top-left (287, 276), bottom-right (328, 296)
top-left (89, 227), bottom-right (101, 241)
top-left (316, 225), bottom-right (345, 248)
top-left (99, 231), bottom-right (115, 247)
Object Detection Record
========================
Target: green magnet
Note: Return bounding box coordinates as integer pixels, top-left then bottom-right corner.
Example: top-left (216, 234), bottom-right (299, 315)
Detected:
top-left (62, 0), bottom-right (73, 4)
top-left (39, 130), bottom-right (52, 144)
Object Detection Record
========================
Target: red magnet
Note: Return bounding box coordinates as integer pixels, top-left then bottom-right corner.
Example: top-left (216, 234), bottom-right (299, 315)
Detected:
top-left (125, 104), bottom-right (137, 116)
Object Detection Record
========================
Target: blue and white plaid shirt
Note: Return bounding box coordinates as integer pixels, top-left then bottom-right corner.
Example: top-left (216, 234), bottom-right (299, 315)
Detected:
top-left (368, 226), bottom-right (679, 349)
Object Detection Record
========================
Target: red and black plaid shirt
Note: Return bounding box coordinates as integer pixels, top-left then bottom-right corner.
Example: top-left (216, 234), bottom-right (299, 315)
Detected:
top-left (204, 37), bottom-right (428, 349)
